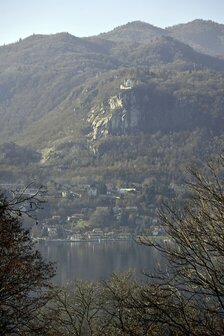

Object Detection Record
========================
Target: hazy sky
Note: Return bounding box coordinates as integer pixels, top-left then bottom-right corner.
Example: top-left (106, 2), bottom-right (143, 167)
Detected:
top-left (1, 0), bottom-right (224, 46)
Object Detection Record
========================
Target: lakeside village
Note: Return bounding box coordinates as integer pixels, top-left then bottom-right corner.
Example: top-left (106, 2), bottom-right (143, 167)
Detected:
top-left (0, 180), bottom-right (181, 242)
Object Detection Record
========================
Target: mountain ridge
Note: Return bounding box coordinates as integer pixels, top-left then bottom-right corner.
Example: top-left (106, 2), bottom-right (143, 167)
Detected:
top-left (0, 19), bottom-right (224, 184)
top-left (97, 20), bottom-right (166, 43)
top-left (1, 27), bottom-right (224, 145)
top-left (166, 19), bottom-right (224, 56)
top-left (3, 18), bottom-right (224, 55)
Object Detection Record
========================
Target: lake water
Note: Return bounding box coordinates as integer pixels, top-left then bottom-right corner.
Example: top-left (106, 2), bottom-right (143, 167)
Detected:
top-left (37, 240), bottom-right (161, 284)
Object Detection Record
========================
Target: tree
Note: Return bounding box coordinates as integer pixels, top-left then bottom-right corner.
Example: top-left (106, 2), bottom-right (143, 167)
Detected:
top-left (88, 207), bottom-right (113, 228)
top-left (45, 281), bottom-right (101, 336)
top-left (46, 273), bottom-right (163, 336)
top-left (0, 187), bottom-right (55, 335)
top-left (138, 155), bottom-right (224, 335)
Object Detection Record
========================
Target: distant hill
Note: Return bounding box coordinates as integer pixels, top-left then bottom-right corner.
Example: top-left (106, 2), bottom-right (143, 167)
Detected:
top-left (97, 19), bottom-right (224, 57)
top-left (97, 21), bottom-right (166, 43)
top-left (166, 19), bottom-right (224, 56)
top-left (110, 35), bottom-right (224, 70)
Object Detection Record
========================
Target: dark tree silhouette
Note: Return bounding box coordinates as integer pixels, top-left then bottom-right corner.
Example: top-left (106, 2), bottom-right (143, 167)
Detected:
top-left (138, 155), bottom-right (224, 335)
top-left (0, 187), bottom-right (55, 335)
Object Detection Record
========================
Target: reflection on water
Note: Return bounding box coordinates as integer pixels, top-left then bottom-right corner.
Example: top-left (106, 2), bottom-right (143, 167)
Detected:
top-left (37, 240), bottom-right (161, 284)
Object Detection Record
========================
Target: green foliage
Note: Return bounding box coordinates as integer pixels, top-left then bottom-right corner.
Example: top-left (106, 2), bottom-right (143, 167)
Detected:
top-left (88, 207), bottom-right (113, 228)
top-left (0, 142), bottom-right (41, 165)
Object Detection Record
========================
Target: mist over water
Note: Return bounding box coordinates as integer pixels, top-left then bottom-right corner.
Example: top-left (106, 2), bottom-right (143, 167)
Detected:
top-left (37, 240), bottom-right (160, 284)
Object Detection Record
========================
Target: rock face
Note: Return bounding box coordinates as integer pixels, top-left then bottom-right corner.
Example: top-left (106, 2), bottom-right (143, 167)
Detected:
top-left (86, 83), bottom-right (176, 143)
top-left (87, 88), bottom-right (143, 141)
top-left (86, 78), bottom-right (223, 146)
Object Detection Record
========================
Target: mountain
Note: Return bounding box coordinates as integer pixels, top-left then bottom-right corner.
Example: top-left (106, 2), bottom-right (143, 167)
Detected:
top-left (1, 28), bottom-right (224, 145)
top-left (0, 32), bottom-right (120, 141)
top-left (97, 19), bottom-right (224, 57)
top-left (97, 20), bottom-right (166, 43)
top-left (0, 20), bottom-right (224, 187)
top-left (166, 19), bottom-right (224, 56)
top-left (110, 35), bottom-right (224, 70)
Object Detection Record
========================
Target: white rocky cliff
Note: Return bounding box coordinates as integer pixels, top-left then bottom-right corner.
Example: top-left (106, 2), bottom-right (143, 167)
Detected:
top-left (87, 89), bottom-right (142, 141)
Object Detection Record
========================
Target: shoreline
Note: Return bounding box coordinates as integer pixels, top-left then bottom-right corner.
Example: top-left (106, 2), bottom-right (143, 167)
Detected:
top-left (34, 236), bottom-right (168, 243)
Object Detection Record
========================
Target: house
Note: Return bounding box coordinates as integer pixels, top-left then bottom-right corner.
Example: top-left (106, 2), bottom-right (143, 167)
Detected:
top-left (118, 188), bottom-right (136, 195)
top-left (70, 233), bottom-right (84, 242)
top-left (87, 187), bottom-right (98, 197)
top-left (117, 233), bottom-right (132, 240)
top-left (87, 231), bottom-right (103, 241)
top-left (52, 215), bottom-right (61, 221)
top-left (104, 231), bottom-right (115, 239)
top-left (61, 191), bottom-right (80, 199)
top-left (47, 226), bottom-right (58, 239)
top-left (92, 228), bottom-right (104, 234)
top-left (120, 79), bottom-right (134, 90)
top-left (61, 191), bottom-right (68, 198)
top-left (67, 214), bottom-right (85, 223)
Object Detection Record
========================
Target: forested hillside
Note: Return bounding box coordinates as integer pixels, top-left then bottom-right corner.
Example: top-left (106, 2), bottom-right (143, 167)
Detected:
top-left (0, 19), bottom-right (223, 198)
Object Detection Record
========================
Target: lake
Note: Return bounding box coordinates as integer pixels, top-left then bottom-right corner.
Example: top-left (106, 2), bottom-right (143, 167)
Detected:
top-left (37, 240), bottom-right (161, 284)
